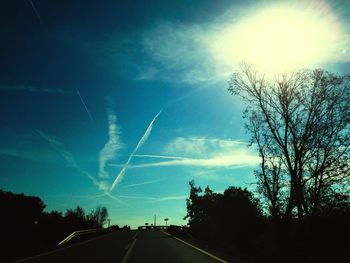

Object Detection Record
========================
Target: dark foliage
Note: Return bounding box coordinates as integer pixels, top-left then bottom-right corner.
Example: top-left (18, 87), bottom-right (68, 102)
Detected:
top-left (184, 180), bottom-right (265, 255)
top-left (0, 189), bottom-right (110, 262)
top-left (184, 180), bottom-right (350, 262)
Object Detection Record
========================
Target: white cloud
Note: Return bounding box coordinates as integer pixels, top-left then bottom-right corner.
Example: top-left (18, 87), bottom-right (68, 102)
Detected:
top-left (110, 154), bottom-right (259, 169)
top-left (139, 22), bottom-right (220, 85)
top-left (164, 136), bottom-right (254, 158)
top-left (135, 67), bottom-right (159, 81)
top-left (97, 180), bottom-right (110, 191)
top-left (164, 136), bottom-right (209, 158)
top-left (99, 111), bottom-right (123, 178)
top-left (109, 137), bottom-right (259, 169)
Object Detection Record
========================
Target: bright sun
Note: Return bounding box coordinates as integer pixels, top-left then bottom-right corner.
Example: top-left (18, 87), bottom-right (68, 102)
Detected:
top-left (211, 4), bottom-right (340, 72)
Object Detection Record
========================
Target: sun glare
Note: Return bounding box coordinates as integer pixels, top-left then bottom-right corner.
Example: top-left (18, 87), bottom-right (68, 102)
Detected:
top-left (211, 3), bottom-right (341, 72)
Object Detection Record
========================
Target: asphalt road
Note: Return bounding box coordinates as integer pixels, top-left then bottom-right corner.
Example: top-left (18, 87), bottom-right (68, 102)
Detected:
top-left (15, 229), bottom-right (230, 263)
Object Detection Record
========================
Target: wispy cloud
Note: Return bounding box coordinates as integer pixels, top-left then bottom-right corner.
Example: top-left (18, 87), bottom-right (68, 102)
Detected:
top-left (110, 137), bottom-right (259, 170)
top-left (164, 136), bottom-right (253, 158)
top-left (0, 148), bottom-right (56, 161)
top-left (110, 154), bottom-right (259, 169)
top-left (132, 154), bottom-right (187, 160)
top-left (0, 84), bottom-right (72, 94)
top-left (139, 22), bottom-right (219, 85)
top-left (122, 179), bottom-right (163, 189)
top-left (37, 130), bottom-right (98, 186)
top-left (36, 130), bottom-right (125, 204)
top-left (117, 194), bottom-right (187, 202)
top-left (164, 136), bottom-right (209, 158)
top-left (76, 88), bottom-right (94, 122)
top-left (110, 110), bottom-right (162, 191)
top-left (36, 130), bottom-right (79, 169)
top-left (156, 195), bottom-right (188, 201)
top-left (99, 110), bottom-right (123, 178)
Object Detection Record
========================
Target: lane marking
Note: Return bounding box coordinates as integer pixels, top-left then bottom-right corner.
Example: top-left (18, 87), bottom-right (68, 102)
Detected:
top-left (161, 230), bottom-right (228, 263)
top-left (121, 237), bottom-right (137, 263)
top-left (14, 231), bottom-right (132, 263)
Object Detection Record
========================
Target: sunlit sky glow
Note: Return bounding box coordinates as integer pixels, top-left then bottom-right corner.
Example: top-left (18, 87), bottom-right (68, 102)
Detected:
top-left (1, 0), bottom-right (349, 228)
top-left (211, 3), bottom-right (341, 71)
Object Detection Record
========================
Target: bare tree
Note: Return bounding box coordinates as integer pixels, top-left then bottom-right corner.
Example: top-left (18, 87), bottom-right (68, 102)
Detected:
top-left (229, 64), bottom-right (350, 222)
top-left (87, 206), bottom-right (109, 228)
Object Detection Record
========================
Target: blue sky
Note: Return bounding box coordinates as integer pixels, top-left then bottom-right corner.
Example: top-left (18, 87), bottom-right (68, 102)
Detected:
top-left (1, 0), bottom-right (350, 228)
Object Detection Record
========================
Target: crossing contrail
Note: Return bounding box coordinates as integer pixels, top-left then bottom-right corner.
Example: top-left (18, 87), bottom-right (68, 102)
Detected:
top-left (110, 110), bottom-right (162, 191)
top-left (76, 88), bottom-right (94, 122)
top-left (27, 0), bottom-right (43, 24)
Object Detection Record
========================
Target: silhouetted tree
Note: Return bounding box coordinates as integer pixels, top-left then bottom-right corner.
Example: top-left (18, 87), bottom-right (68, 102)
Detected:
top-left (184, 180), bottom-right (204, 237)
top-left (229, 64), bottom-right (350, 222)
top-left (185, 181), bottom-right (264, 252)
top-left (0, 189), bottom-right (116, 262)
top-left (87, 206), bottom-right (109, 228)
top-left (64, 206), bottom-right (89, 230)
top-left (0, 190), bottom-right (46, 229)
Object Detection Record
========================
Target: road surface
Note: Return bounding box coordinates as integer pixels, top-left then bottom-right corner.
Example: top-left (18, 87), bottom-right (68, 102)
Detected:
top-left (16, 229), bottom-right (233, 263)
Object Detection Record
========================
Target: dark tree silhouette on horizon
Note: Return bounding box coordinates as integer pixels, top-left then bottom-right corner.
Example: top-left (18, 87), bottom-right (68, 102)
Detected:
top-left (184, 180), bottom-right (264, 253)
top-left (0, 189), bottom-right (113, 261)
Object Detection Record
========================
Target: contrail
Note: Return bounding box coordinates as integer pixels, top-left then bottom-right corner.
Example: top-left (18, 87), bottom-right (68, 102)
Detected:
top-left (134, 110), bottom-right (162, 152)
top-left (110, 110), bottom-right (162, 191)
top-left (76, 88), bottom-right (94, 122)
top-left (133, 154), bottom-right (187, 160)
top-left (122, 179), bottom-right (163, 189)
top-left (36, 130), bottom-right (126, 204)
top-left (27, 0), bottom-right (43, 24)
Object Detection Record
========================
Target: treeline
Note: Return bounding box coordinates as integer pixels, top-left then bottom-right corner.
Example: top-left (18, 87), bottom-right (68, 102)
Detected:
top-left (0, 189), bottom-right (110, 261)
top-left (185, 180), bottom-right (350, 262)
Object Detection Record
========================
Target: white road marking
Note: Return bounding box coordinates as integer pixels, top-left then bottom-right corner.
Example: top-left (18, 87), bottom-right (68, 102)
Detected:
top-left (161, 230), bottom-right (228, 263)
top-left (121, 237), bottom-right (137, 263)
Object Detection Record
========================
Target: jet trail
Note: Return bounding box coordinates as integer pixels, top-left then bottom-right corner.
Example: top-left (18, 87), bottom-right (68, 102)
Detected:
top-left (37, 130), bottom-right (126, 204)
top-left (134, 110), bottom-right (162, 152)
top-left (27, 0), bottom-right (43, 24)
top-left (110, 110), bottom-right (162, 191)
top-left (76, 88), bottom-right (94, 122)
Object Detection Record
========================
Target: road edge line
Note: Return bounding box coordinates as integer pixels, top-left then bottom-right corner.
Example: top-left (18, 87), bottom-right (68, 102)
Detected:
top-left (161, 230), bottom-right (228, 263)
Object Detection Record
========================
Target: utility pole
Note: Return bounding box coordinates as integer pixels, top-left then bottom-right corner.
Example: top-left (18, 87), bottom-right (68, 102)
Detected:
top-left (107, 219), bottom-right (111, 228)
top-left (154, 214), bottom-right (156, 227)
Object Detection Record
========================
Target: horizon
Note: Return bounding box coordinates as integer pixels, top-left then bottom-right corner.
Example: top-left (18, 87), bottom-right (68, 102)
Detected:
top-left (1, 0), bottom-right (350, 229)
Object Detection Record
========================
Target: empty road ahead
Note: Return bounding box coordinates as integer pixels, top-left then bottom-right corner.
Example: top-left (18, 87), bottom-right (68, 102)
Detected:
top-left (17, 229), bottom-right (234, 263)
